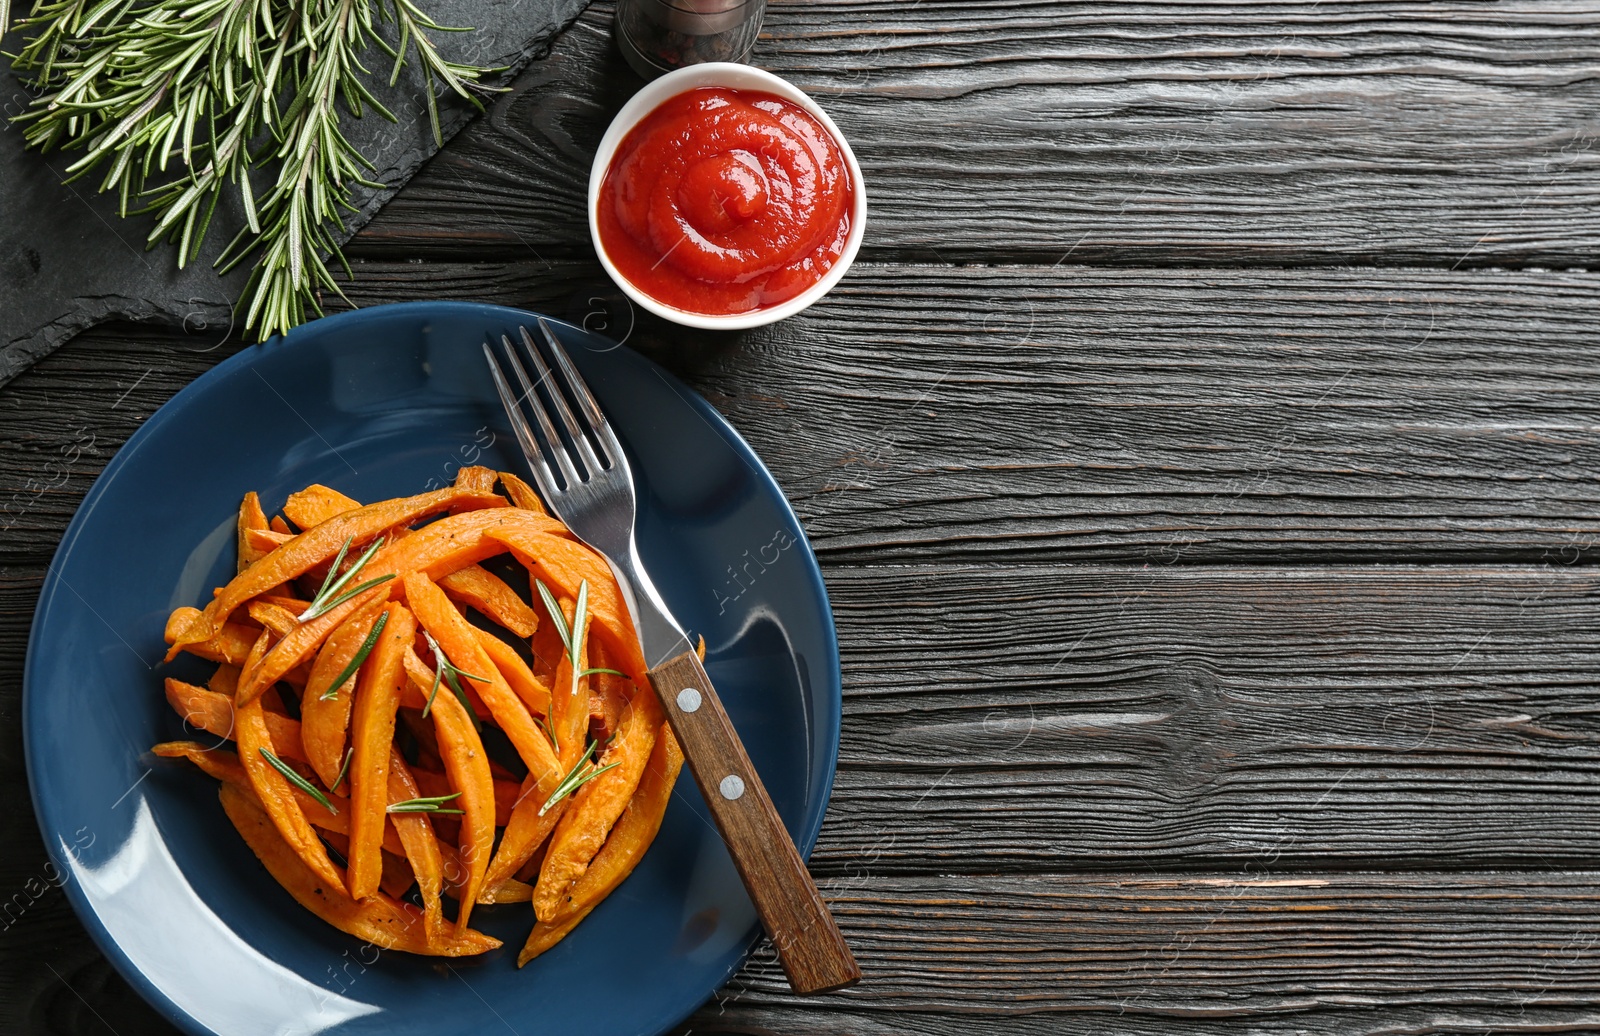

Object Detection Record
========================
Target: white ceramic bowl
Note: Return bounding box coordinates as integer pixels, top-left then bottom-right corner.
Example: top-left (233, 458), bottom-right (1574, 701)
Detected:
top-left (588, 63), bottom-right (868, 330)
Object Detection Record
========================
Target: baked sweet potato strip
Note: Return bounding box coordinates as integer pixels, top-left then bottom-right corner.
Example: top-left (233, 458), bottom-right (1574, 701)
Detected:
top-left (454, 465), bottom-right (497, 496)
top-left (165, 610), bottom-right (259, 666)
top-left (283, 484), bottom-right (361, 530)
top-left (480, 770), bottom-right (569, 901)
top-left (385, 750), bottom-right (449, 948)
top-left (166, 485), bottom-right (501, 657)
top-left (167, 678), bottom-right (304, 763)
top-left (234, 644), bottom-right (348, 897)
top-left (425, 663), bottom-right (494, 933)
top-left (585, 658), bottom-right (629, 762)
top-left (529, 605), bottom-right (564, 685)
top-left (257, 593), bottom-right (312, 613)
top-left (247, 601), bottom-right (299, 638)
top-left (245, 528), bottom-right (294, 554)
top-left (237, 493), bottom-right (271, 573)
top-left (498, 472), bottom-right (546, 514)
top-left (519, 724), bottom-right (683, 965)
top-left (236, 587), bottom-right (389, 706)
top-left (321, 830), bottom-right (415, 900)
top-left (150, 741), bottom-right (407, 855)
top-left (473, 628), bottom-right (552, 719)
top-left (207, 664), bottom-right (240, 697)
top-left (486, 527), bottom-right (648, 680)
top-left (485, 877), bottom-right (535, 903)
top-left (533, 688), bottom-right (662, 920)
top-left (360, 508), bottom-right (564, 591)
top-left (405, 572), bottom-right (560, 784)
top-left (348, 603), bottom-right (415, 901)
top-left (299, 606), bottom-right (383, 787)
top-left (550, 600), bottom-right (591, 771)
top-left (218, 783), bottom-right (499, 956)
top-left (441, 565), bottom-right (539, 638)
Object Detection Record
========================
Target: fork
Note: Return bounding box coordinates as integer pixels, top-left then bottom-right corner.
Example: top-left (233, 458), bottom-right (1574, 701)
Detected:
top-left (484, 321), bottom-right (861, 996)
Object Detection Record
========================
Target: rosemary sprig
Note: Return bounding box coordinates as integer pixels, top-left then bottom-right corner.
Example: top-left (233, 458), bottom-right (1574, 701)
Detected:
top-left (535, 578), bottom-right (577, 657)
top-left (8, 0), bottom-right (503, 343)
top-left (387, 791), bottom-right (462, 814)
top-left (319, 610), bottom-right (389, 700)
top-left (581, 667), bottom-right (626, 679)
top-left (298, 535), bottom-right (392, 621)
top-left (535, 578), bottom-right (601, 754)
top-left (419, 630), bottom-right (484, 728)
top-left (259, 747), bottom-right (337, 814)
top-left (329, 746), bottom-right (354, 793)
top-left (539, 740), bottom-right (618, 816)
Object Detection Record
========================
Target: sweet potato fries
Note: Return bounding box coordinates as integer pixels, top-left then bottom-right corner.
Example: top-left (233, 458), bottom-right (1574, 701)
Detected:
top-left (154, 469), bottom-right (684, 962)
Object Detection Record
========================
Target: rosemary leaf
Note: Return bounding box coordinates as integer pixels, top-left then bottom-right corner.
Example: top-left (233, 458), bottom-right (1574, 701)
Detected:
top-left (539, 740), bottom-right (619, 817)
top-left (535, 579), bottom-right (573, 658)
top-left (535, 711), bottom-right (559, 754)
top-left (329, 746), bottom-right (354, 794)
top-left (419, 631), bottom-right (485, 729)
top-left (318, 610), bottom-right (389, 700)
top-left (299, 535), bottom-right (389, 621)
top-left (304, 535), bottom-right (356, 614)
top-left (571, 579), bottom-right (589, 665)
top-left (259, 747), bottom-right (337, 814)
top-left (309, 574), bottom-right (395, 620)
top-left (9, 0), bottom-right (505, 343)
top-left (387, 792), bottom-right (463, 814)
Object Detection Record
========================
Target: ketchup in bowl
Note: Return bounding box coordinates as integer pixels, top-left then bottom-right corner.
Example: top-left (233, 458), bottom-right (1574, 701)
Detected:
top-left (596, 86), bottom-right (856, 317)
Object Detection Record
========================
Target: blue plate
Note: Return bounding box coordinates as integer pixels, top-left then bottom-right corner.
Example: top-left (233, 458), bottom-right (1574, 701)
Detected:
top-left (24, 301), bottom-right (840, 1036)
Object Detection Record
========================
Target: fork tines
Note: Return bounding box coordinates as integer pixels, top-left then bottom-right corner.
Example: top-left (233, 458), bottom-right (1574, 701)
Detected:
top-left (483, 320), bottom-right (619, 497)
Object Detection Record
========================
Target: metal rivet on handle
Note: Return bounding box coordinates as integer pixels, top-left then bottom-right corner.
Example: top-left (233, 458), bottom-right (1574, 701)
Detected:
top-left (677, 688), bottom-right (702, 713)
top-left (719, 774), bottom-right (745, 801)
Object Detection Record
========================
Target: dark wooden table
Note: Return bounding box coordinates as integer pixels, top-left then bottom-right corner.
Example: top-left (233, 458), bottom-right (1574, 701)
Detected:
top-left (6, 1), bottom-right (1600, 1032)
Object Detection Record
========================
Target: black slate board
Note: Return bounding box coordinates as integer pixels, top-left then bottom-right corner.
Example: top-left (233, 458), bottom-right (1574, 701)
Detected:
top-left (0, 0), bottom-right (591, 386)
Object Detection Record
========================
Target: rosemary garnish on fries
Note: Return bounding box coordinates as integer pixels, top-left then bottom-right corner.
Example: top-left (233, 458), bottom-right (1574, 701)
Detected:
top-left (387, 792), bottom-right (463, 815)
top-left (420, 630), bottom-right (485, 729)
top-left (539, 740), bottom-right (619, 816)
top-left (259, 747), bottom-right (337, 814)
top-left (536, 578), bottom-right (623, 752)
top-left (319, 611), bottom-right (389, 700)
top-left (329, 747), bottom-right (354, 794)
top-left (298, 535), bottom-right (393, 622)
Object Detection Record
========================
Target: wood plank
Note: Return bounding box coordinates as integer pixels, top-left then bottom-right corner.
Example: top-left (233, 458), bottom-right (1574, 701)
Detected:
top-left (330, 260), bottom-right (1600, 565)
top-left (688, 1004), bottom-right (1600, 1036)
top-left (680, 1004), bottom-right (1600, 1036)
top-left (681, 872), bottom-right (1600, 1020)
top-left (7, 263), bottom-right (1600, 567)
top-left (353, 0), bottom-right (1600, 266)
top-left (811, 563), bottom-right (1600, 871)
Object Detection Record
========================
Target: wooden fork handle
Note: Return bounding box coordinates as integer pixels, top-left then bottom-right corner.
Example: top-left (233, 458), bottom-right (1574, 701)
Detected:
top-left (648, 649), bottom-right (861, 995)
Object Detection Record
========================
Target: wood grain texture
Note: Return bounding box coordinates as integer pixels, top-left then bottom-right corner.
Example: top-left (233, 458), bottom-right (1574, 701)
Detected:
top-left (684, 871), bottom-right (1600, 1014)
top-left (813, 563), bottom-right (1600, 871)
top-left (680, 1004), bottom-right (1600, 1036)
top-left (113, 259), bottom-right (1600, 566)
top-left (355, 0), bottom-right (1600, 267)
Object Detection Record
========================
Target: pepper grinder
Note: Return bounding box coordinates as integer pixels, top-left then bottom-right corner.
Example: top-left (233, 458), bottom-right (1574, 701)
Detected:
top-left (614, 0), bottom-right (768, 80)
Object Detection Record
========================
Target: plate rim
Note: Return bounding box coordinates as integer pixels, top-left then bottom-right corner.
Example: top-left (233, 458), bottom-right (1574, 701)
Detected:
top-left (23, 300), bottom-right (842, 1036)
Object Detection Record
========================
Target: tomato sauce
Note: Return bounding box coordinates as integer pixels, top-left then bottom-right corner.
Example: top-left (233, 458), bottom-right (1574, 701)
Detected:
top-left (597, 87), bottom-right (855, 316)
